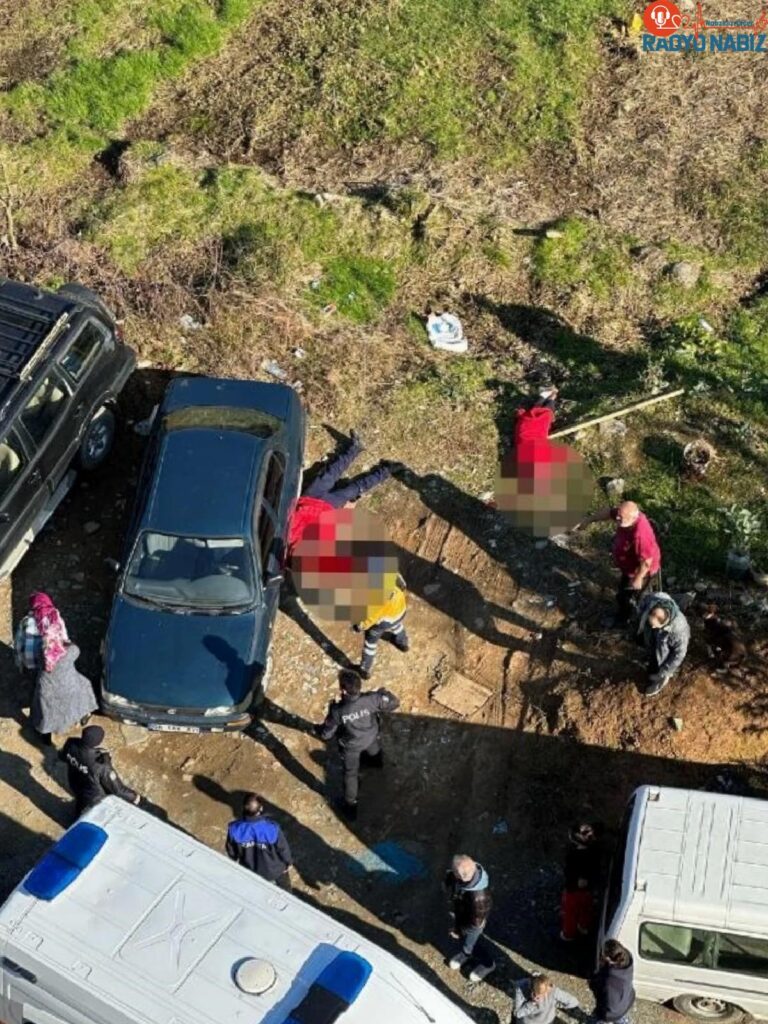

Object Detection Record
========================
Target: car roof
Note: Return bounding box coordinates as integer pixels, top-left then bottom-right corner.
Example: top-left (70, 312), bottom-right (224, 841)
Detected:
top-left (163, 375), bottom-right (295, 421)
top-left (0, 280), bottom-right (76, 415)
top-left (0, 798), bottom-right (474, 1024)
top-left (144, 427), bottom-right (264, 537)
top-left (631, 785), bottom-right (768, 933)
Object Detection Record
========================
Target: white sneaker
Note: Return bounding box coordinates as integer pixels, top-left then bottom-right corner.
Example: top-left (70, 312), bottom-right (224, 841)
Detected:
top-left (448, 951), bottom-right (470, 970)
top-left (469, 962), bottom-right (496, 983)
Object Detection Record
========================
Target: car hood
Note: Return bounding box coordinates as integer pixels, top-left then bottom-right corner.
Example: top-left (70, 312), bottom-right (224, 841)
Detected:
top-left (105, 596), bottom-right (262, 709)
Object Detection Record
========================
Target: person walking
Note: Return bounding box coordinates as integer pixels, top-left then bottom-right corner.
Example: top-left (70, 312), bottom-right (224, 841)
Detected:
top-left (443, 854), bottom-right (496, 983)
top-left (637, 591), bottom-right (690, 697)
top-left (514, 974), bottom-right (579, 1024)
top-left (353, 578), bottom-right (409, 679)
top-left (60, 725), bottom-right (140, 816)
top-left (572, 501), bottom-right (661, 625)
top-left (589, 939), bottom-right (636, 1024)
top-left (25, 592), bottom-right (97, 744)
top-left (560, 822), bottom-right (602, 941)
top-left (315, 669), bottom-right (400, 821)
top-left (287, 430), bottom-right (394, 561)
top-left (226, 793), bottom-right (294, 891)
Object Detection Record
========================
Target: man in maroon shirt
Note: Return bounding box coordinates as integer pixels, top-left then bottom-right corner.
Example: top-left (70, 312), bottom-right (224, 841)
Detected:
top-left (573, 501), bottom-right (661, 625)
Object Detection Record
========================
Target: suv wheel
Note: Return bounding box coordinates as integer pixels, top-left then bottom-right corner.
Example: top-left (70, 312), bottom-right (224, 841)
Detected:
top-left (673, 994), bottom-right (744, 1023)
top-left (58, 283), bottom-right (116, 324)
top-left (79, 407), bottom-right (116, 470)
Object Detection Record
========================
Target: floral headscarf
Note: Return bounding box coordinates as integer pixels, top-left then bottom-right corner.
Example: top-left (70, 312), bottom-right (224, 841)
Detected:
top-left (29, 592), bottom-right (69, 672)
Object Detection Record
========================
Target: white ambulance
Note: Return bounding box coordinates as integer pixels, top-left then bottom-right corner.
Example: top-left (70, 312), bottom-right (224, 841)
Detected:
top-left (0, 797), bottom-right (474, 1024)
top-left (599, 786), bottom-right (768, 1024)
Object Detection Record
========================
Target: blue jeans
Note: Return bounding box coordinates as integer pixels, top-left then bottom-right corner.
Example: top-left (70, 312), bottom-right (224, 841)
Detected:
top-left (459, 924), bottom-right (495, 967)
top-left (304, 440), bottom-right (390, 507)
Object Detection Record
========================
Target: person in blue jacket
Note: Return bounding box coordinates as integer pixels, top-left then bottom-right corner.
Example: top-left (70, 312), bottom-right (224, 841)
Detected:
top-left (226, 793), bottom-right (294, 891)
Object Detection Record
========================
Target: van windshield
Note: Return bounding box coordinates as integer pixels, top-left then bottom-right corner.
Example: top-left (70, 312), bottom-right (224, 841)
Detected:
top-left (124, 532), bottom-right (255, 609)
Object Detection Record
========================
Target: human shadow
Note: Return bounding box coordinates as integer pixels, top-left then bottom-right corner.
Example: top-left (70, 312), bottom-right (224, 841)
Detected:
top-left (472, 298), bottom-right (647, 412)
top-left (278, 591), bottom-right (356, 670)
top-left (0, 749), bottom-right (72, 828)
top-left (192, 773), bottom-right (494, 1022)
top-left (246, 706), bottom-right (326, 798)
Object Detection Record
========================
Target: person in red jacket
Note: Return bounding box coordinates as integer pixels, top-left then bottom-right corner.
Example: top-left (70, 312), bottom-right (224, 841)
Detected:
top-left (287, 431), bottom-right (393, 560)
top-left (494, 385), bottom-right (593, 537)
top-left (573, 501), bottom-right (661, 625)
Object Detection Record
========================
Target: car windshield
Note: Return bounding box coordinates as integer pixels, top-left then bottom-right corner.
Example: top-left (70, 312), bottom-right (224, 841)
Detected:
top-left (163, 405), bottom-right (279, 437)
top-left (124, 531), bottom-right (256, 610)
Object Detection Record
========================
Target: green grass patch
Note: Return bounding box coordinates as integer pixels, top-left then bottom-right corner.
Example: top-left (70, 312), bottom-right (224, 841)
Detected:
top-left (683, 141), bottom-right (768, 268)
top-left (532, 217), bottom-right (634, 300)
top-left (309, 256), bottom-right (396, 323)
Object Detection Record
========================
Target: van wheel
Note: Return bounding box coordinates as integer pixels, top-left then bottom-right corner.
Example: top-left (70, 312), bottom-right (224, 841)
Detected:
top-left (79, 407), bottom-right (116, 470)
top-left (673, 994), bottom-right (744, 1023)
top-left (58, 283), bottom-right (116, 324)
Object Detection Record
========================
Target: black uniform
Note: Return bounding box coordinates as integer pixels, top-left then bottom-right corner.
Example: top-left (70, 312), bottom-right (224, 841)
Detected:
top-left (226, 813), bottom-right (293, 889)
top-left (319, 688), bottom-right (400, 804)
top-left (60, 737), bottom-right (139, 815)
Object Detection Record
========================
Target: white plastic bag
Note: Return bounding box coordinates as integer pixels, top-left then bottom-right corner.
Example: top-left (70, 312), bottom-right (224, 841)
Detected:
top-left (426, 313), bottom-right (468, 354)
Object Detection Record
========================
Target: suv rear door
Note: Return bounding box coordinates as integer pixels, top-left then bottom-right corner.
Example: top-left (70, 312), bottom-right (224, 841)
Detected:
top-left (0, 426), bottom-right (49, 570)
top-left (16, 368), bottom-right (74, 492)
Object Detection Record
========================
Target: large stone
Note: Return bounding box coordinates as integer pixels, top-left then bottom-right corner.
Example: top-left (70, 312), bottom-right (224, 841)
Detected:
top-left (669, 261), bottom-right (701, 289)
top-left (430, 671), bottom-right (493, 717)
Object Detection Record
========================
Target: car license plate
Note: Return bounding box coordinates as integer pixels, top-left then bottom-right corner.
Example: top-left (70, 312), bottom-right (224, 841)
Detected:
top-left (149, 723), bottom-right (200, 734)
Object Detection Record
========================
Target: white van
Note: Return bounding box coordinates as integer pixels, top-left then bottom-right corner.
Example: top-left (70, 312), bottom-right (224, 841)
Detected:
top-left (599, 785), bottom-right (768, 1024)
top-left (0, 797), bottom-right (474, 1024)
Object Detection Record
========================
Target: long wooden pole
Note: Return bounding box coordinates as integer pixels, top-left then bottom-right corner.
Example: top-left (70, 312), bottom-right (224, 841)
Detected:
top-left (550, 388), bottom-right (685, 439)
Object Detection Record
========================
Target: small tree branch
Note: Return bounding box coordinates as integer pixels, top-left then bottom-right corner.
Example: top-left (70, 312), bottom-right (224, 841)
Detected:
top-left (0, 161), bottom-right (18, 252)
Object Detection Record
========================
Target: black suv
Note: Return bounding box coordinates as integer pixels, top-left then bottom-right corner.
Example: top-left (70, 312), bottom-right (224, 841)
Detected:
top-left (0, 279), bottom-right (136, 579)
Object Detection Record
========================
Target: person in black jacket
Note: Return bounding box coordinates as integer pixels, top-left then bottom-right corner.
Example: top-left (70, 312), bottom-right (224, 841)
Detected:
top-left (590, 939), bottom-right (636, 1024)
top-left (560, 822), bottom-right (603, 941)
top-left (226, 793), bottom-right (293, 891)
top-left (60, 725), bottom-right (140, 816)
top-left (443, 854), bottom-right (496, 983)
top-left (315, 668), bottom-right (400, 821)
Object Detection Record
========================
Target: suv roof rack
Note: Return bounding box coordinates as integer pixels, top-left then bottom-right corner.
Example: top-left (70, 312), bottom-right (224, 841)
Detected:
top-left (0, 286), bottom-right (73, 412)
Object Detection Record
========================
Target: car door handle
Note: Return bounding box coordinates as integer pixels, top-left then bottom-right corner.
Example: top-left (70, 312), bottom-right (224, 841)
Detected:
top-left (29, 469), bottom-right (42, 485)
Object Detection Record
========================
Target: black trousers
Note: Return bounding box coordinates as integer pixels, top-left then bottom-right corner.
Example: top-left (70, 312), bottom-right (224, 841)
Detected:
top-left (274, 870), bottom-right (292, 892)
top-left (616, 574), bottom-right (651, 623)
top-left (341, 738), bottom-right (381, 804)
top-left (304, 439), bottom-right (390, 507)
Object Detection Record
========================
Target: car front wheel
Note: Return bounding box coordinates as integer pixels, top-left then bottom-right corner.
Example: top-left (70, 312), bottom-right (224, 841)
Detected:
top-left (673, 994), bottom-right (744, 1024)
top-left (79, 406), bottom-right (116, 470)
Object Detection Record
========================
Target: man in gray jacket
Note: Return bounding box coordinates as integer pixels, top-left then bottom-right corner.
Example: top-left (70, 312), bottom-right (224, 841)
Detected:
top-left (637, 591), bottom-right (690, 697)
top-left (514, 975), bottom-right (579, 1024)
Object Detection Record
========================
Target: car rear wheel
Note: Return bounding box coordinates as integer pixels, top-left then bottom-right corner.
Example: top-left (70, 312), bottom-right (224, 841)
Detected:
top-left (79, 406), bottom-right (116, 470)
top-left (673, 994), bottom-right (744, 1024)
top-left (58, 282), bottom-right (116, 324)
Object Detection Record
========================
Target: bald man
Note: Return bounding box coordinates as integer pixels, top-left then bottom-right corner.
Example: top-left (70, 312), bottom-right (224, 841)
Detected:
top-left (573, 501), bottom-right (661, 625)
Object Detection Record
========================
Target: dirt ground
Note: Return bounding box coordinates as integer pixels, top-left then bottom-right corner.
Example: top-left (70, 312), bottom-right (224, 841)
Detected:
top-left (0, 375), bottom-right (765, 1024)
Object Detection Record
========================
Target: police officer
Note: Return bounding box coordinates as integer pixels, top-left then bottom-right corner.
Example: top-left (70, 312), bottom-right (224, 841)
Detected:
top-left (60, 725), bottom-right (140, 816)
top-left (226, 793), bottom-right (294, 891)
top-left (316, 669), bottom-right (400, 821)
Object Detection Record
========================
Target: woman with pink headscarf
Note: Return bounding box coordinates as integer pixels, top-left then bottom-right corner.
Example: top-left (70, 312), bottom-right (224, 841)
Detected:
top-left (25, 593), bottom-right (98, 743)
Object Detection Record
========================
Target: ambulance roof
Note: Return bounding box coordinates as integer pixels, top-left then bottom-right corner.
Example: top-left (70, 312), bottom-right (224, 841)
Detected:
top-left (630, 786), bottom-right (768, 933)
top-left (0, 798), bottom-right (472, 1024)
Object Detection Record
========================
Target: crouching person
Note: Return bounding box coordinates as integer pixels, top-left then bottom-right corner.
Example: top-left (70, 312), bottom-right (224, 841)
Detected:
top-left (514, 974), bottom-right (579, 1024)
top-left (443, 854), bottom-right (495, 983)
top-left (637, 591), bottom-right (690, 697)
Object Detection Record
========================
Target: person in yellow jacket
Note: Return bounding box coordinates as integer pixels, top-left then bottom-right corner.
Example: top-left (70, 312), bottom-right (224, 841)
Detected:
top-left (353, 580), bottom-right (409, 679)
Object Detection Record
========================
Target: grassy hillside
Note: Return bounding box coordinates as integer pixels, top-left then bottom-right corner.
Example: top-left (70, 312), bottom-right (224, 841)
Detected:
top-left (0, 0), bottom-right (767, 577)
